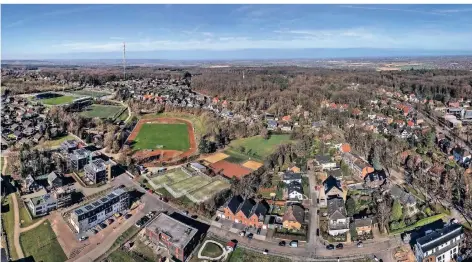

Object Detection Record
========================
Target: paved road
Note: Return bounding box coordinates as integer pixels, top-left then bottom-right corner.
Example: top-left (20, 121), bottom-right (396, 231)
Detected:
top-left (11, 193), bottom-right (25, 259)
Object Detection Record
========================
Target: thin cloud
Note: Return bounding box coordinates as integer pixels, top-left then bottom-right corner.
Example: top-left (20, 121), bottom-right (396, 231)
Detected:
top-left (435, 8), bottom-right (472, 13)
top-left (110, 37), bottom-right (124, 40)
top-left (4, 6), bottom-right (106, 28)
top-left (339, 5), bottom-right (449, 16)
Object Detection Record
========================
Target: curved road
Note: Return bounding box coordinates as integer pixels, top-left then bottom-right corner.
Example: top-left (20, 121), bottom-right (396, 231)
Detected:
top-left (11, 193), bottom-right (25, 259)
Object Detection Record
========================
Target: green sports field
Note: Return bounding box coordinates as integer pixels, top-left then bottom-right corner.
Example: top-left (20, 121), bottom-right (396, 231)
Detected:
top-left (188, 180), bottom-right (230, 202)
top-left (80, 104), bottom-right (126, 119)
top-left (132, 123), bottom-right (190, 151)
top-left (151, 169), bottom-right (190, 187)
top-left (168, 175), bottom-right (212, 195)
top-left (71, 90), bottom-right (111, 98)
top-left (226, 134), bottom-right (292, 161)
top-left (40, 95), bottom-right (76, 105)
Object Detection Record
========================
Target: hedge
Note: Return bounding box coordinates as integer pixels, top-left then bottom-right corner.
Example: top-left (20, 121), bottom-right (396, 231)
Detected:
top-left (389, 213), bottom-right (446, 235)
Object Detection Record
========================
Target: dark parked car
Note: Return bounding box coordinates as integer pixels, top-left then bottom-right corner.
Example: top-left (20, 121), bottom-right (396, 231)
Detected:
top-left (99, 223), bottom-right (107, 229)
top-left (326, 244), bottom-right (335, 250)
top-left (247, 233), bottom-right (253, 239)
top-left (124, 214), bottom-right (132, 219)
top-left (316, 228), bottom-right (320, 236)
top-left (256, 228), bottom-right (261, 235)
top-left (278, 241), bottom-right (286, 246)
top-left (336, 243), bottom-right (344, 249)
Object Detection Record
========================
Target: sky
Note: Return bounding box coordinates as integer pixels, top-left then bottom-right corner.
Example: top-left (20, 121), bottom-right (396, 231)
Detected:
top-left (2, 4), bottom-right (472, 60)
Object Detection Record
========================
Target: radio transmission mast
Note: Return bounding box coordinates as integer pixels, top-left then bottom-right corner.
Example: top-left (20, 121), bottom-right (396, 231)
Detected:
top-left (123, 42), bottom-right (126, 80)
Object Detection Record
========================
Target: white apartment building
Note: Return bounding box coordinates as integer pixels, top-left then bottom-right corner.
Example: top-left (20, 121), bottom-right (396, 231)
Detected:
top-left (414, 223), bottom-right (463, 262)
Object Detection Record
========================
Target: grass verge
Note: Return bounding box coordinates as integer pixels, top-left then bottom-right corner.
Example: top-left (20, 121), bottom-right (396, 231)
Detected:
top-left (2, 194), bottom-right (18, 260)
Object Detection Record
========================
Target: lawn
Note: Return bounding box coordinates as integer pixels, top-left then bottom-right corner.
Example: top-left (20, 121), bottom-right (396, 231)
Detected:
top-left (201, 242), bottom-right (223, 257)
top-left (389, 214), bottom-right (447, 235)
top-left (36, 134), bottom-right (75, 149)
top-left (20, 221), bottom-right (67, 262)
top-left (133, 239), bottom-right (159, 261)
top-left (40, 95), bottom-right (76, 105)
top-left (132, 123), bottom-right (190, 151)
top-left (118, 108), bottom-right (129, 121)
top-left (2, 195), bottom-right (18, 260)
top-left (227, 134), bottom-right (292, 161)
top-left (80, 104), bottom-right (126, 120)
top-left (229, 247), bottom-right (290, 262)
top-left (108, 248), bottom-right (147, 262)
top-left (224, 149), bottom-right (252, 163)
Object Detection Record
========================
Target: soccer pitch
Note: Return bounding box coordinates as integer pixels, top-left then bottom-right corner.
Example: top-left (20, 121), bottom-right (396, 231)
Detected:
top-left (132, 123), bottom-right (190, 151)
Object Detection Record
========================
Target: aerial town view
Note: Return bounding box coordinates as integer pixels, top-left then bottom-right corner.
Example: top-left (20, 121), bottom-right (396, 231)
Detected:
top-left (1, 2), bottom-right (472, 262)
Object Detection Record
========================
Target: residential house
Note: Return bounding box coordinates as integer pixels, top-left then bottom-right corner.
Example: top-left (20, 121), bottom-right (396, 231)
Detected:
top-left (389, 185), bottom-right (418, 217)
top-left (327, 169), bottom-right (343, 180)
top-left (339, 143), bottom-right (351, 154)
top-left (327, 198), bottom-right (349, 236)
top-left (314, 155), bottom-right (337, 170)
top-left (319, 175), bottom-right (343, 207)
top-left (282, 204), bottom-right (305, 230)
top-left (47, 171), bottom-right (63, 188)
top-left (221, 195), bottom-right (244, 221)
top-left (283, 172), bottom-right (302, 185)
top-left (222, 196), bottom-right (269, 228)
top-left (341, 152), bottom-right (374, 179)
top-left (287, 182), bottom-right (304, 201)
top-left (452, 147), bottom-right (471, 165)
top-left (267, 119), bottom-right (278, 130)
top-left (414, 223), bottom-right (463, 262)
top-left (24, 175), bottom-right (41, 192)
top-left (364, 170), bottom-right (387, 188)
top-left (27, 186), bottom-right (75, 217)
top-left (70, 148), bottom-right (91, 171)
top-left (354, 217), bottom-right (373, 236)
top-left (84, 159), bottom-right (108, 184)
top-left (61, 140), bottom-right (79, 154)
top-left (281, 125), bottom-right (293, 132)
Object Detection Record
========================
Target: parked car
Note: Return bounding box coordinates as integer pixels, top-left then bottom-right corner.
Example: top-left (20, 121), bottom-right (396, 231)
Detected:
top-left (316, 228), bottom-right (320, 236)
top-left (336, 243), bottom-right (344, 249)
top-left (278, 241), bottom-right (286, 246)
top-left (247, 233), bottom-right (254, 239)
top-left (92, 229), bottom-right (98, 234)
top-left (79, 236), bottom-right (88, 241)
top-left (239, 231), bottom-right (246, 236)
top-left (357, 241), bottom-right (363, 248)
top-left (99, 223), bottom-right (107, 229)
top-left (263, 249), bottom-right (268, 255)
top-left (107, 218), bottom-right (114, 225)
top-left (326, 244), bottom-right (335, 250)
top-left (256, 228), bottom-right (261, 235)
top-left (289, 240), bottom-right (298, 248)
top-left (124, 214), bottom-right (132, 219)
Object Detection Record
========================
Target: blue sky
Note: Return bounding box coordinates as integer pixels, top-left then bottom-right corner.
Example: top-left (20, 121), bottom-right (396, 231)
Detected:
top-left (2, 4), bottom-right (472, 59)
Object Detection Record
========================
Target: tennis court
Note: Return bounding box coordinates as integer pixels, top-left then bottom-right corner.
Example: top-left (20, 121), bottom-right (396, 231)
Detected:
top-left (151, 169), bottom-right (190, 186)
top-left (188, 180), bottom-right (231, 202)
top-left (168, 175), bottom-right (212, 195)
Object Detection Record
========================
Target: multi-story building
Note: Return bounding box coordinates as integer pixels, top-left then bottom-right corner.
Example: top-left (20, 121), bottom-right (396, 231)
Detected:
top-left (27, 186), bottom-right (75, 217)
top-left (61, 139), bottom-right (79, 154)
top-left (414, 223), bottom-right (464, 262)
top-left (327, 197), bottom-right (349, 236)
top-left (341, 152), bottom-right (374, 179)
top-left (69, 188), bottom-right (129, 233)
top-left (84, 159), bottom-right (107, 184)
top-left (146, 213), bottom-right (205, 262)
top-left (70, 148), bottom-right (91, 171)
top-left (221, 196), bottom-right (269, 228)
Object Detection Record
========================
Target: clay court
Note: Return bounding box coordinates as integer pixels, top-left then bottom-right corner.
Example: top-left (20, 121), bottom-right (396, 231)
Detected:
top-left (127, 117), bottom-right (197, 166)
top-left (210, 160), bottom-right (253, 179)
top-left (202, 152), bottom-right (230, 164)
top-left (242, 160), bottom-right (264, 170)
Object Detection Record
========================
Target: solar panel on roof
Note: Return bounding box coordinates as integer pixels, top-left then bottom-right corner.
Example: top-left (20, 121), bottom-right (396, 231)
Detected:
top-left (101, 197), bottom-right (108, 202)
top-left (85, 205), bottom-right (93, 211)
top-left (92, 201), bottom-right (101, 207)
top-left (75, 209), bottom-right (84, 215)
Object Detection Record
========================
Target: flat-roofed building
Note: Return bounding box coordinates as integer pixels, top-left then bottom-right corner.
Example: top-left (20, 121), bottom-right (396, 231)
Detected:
top-left (70, 148), bottom-right (91, 171)
top-left (145, 213), bottom-right (205, 262)
top-left (84, 159), bottom-right (107, 184)
top-left (414, 223), bottom-right (463, 262)
top-left (69, 188), bottom-right (129, 234)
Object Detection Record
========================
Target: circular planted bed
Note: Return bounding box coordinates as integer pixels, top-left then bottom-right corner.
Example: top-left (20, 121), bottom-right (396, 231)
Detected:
top-left (198, 240), bottom-right (228, 261)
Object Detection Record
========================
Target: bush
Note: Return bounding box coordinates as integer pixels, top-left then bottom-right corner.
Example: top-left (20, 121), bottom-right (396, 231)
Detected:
top-left (424, 207), bottom-right (432, 216)
top-left (390, 214), bottom-right (446, 235)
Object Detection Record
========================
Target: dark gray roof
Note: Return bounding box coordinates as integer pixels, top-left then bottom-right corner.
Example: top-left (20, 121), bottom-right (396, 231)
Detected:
top-left (238, 199), bottom-right (256, 218)
top-left (354, 217), bottom-right (373, 228)
top-left (226, 195), bottom-right (243, 214)
top-left (70, 148), bottom-right (91, 160)
top-left (323, 175), bottom-right (342, 194)
top-left (252, 201), bottom-right (269, 218)
top-left (390, 185), bottom-right (416, 206)
top-left (315, 155), bottom-right (333, 164)
top-left (327, 169), bottom-right (343, 179)
top-left (417, 223), bottom-right (463, 253)
top-left (48, 171), bottom-right (60, 183)
top-left (283, 171), bottom-right (301, 181)
top-left (327, 198), bottom-right (346, 219)
top-left (287, 181), bottom-right (303, 195)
